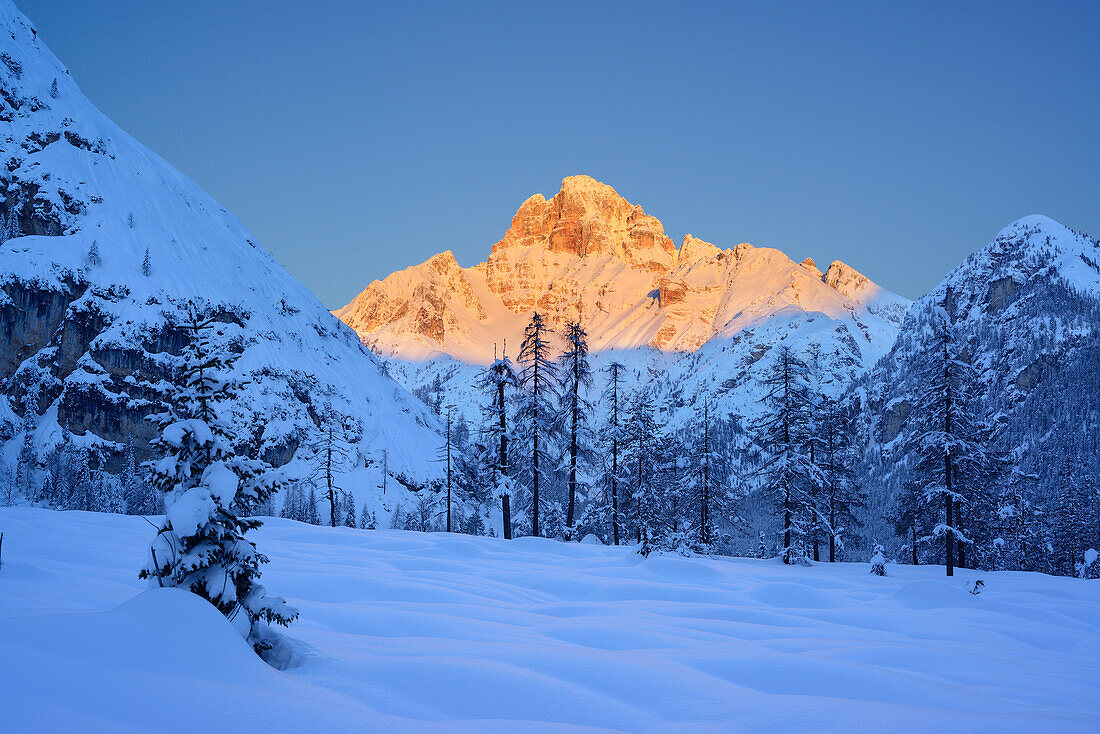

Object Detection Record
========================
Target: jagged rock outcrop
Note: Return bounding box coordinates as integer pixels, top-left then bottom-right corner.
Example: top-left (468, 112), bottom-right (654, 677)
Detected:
top-left (335, 176), bottom-right (912, 444)
top-left (337, 175), bottom-right (910, 363)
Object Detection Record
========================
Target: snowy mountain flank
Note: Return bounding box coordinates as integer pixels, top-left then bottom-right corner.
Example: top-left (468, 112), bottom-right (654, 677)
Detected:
top-left (0, 2), bottom-right (441, 492)
top-left (336, 175), bottom-right (911, 428)
top-left (855, 215), bottom-right (1100, 547)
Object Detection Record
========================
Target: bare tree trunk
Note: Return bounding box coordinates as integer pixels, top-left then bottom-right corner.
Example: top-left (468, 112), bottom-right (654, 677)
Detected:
top-left (497, 376), bottom-right (511, 540)
top-left (326, 426), bottom-right (336, 527)
top-left (945, 466), bottom-right (955, 577)
top-left (956, 500), bottom-right (966, 569)
top-left (446, 412), bottom-right (452, 533)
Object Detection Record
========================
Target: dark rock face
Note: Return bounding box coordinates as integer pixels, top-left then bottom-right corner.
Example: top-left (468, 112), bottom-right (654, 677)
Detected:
top-left (0, 277), bottom-right (83, 380)
top-left (0, 276), bottom-right (166, 465)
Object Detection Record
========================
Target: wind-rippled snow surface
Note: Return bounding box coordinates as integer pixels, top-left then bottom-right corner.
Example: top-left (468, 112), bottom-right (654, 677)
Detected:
top-left (1, 507), bottom-right (1098, 733)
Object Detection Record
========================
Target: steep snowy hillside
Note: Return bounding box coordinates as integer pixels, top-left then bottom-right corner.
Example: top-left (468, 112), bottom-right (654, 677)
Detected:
top-left (855, 215), bottom-right (1100, 543)
top-left (337, 176), bottom-right (909, 428)
top-left (0, 2), bottom-right (441, 491)
top-left (3, 507), bottom-right (1099, 733)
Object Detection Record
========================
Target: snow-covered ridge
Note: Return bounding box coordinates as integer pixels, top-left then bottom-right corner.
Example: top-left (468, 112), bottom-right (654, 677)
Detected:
top-left (0, 0), bottom-right (441, 486)
top-left (337, 175), bottom-right (911, 364)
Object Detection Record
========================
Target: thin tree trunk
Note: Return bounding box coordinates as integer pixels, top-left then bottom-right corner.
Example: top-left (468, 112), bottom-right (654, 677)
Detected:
top-left (701, 400), bottom-right (709, 547)
top-left (783, 485), bottom-right (792, 564)
top-left (828, 488), bottom-right (836, 562)
top-left (567, 416), bottom-right (577, 536)
top-left (446, 413), bottom-right (452, 533)
top-left (498, 373), bottom-right (511, 540)
top-left (532, 358), bottom-right (540, 538)
top-left (610, 366), bottom-right (620, 546)
top-left (944, 338), bottom-right (954, 577)
top-left (327, 426), bottom-right (336, 527)
top-left (945, 468), bottom-right (955, 576)
top-left (956, 500), bottom-right (965, 569)
top-left (533, 430), bottom-right (540, 538)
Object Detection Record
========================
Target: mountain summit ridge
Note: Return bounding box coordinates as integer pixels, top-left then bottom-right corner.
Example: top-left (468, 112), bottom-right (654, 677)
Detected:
top-left (337, 175), bottom-right (909, 363)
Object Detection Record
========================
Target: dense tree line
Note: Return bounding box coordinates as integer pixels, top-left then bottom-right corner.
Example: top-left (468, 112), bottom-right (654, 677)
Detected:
top-left (4, 301), bottom-right (1096, 578)
top-left (399, 314), bottom-right (877, 563)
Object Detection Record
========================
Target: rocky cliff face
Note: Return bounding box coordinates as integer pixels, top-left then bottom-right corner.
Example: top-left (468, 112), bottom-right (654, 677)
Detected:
top-left (336, 176), bottom-right (911, 437)
top-left (337, 175), bottom-right (910, 363)
top-left (0, 1), bottom-right (441, 488)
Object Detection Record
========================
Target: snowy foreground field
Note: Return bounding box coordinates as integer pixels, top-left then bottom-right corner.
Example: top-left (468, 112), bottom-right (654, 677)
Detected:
top-left (1, 508), bottom-right (1098, 733)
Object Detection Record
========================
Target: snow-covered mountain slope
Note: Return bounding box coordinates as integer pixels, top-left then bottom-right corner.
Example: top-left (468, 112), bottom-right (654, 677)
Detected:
top-left (4, 507), bottom-right (1100, 733)
top-left (337, 175), bottom-right (909, 428)
top-left (854, 215), bottom-right (1100, 538)
top-left (339, 175), bottom-right (908, 361)
top-left (0, 1), bottom-right (441, 486)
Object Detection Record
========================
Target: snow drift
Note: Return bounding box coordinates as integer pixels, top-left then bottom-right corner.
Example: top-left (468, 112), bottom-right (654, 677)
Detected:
top-left (2, 506), bottom-right (1098, 733)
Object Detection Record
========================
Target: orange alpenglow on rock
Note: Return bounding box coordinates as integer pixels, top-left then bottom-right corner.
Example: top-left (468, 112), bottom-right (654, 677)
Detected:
top-left (334, 175), bottom-right (909, 362)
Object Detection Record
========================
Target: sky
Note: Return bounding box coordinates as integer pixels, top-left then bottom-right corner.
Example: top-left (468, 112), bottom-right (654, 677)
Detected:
top-left (16, 0), bottom-right (1100, 306)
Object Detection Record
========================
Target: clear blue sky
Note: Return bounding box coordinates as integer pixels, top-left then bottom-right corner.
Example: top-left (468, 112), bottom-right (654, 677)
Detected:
top-left (17, 0), bottom-right (1100, 306)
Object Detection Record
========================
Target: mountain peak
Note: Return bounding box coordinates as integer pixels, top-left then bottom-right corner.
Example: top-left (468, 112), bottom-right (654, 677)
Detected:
top-left (557, 174), bottom-right (621, 201)
top-left (489, 175), bottom-right (674, 271)
top-left (339, 177), bottom-right (909, 358)
top-left (955, 214), bottom-right (1100, 301)
top-left (1000, 213), bottom-right (1063, 234)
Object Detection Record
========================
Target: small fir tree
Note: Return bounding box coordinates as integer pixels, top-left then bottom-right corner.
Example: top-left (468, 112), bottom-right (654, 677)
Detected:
top-left (140, 312), bottom-right (297, 654)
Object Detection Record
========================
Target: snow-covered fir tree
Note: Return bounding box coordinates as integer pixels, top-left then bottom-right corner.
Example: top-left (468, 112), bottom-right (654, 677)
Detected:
top-left (141, 246), bottom-right (151, 276)
top-left (751, 346), bottom-right (822, 565)
top-left (86, 239), bottom-right (101, 266)
top-left (1052, 459), bottom-right (1097, 576)
top-left (342, 492), bottom-right (357, 527)
top-left (1, 206), bottom-right (19, 244)
top-left (69, 448), bottom-right (92, 511)
top-left (139, 312), bottom-right (297, 654)
top-left (359, 503), bottom-right (378, 530)
top-left (515, 312), bottom-right (560, 537)
top-left (888, 299), bottom-right (997, 576)
top-left (622, 389), bottom-right (668, 556)
top-left (601, 361), bottom-right (627, 546)
top-left (993, 468), bottom-right (1046, 572)
top-left (481, 346), bottom-right (519, 539)
top-left (559, 321), bottom-right (593, 538)
top-left (120, 437), bottom-right (157, 515)
top-left (815, 395), bottom-right (864, 562)
top-left (15, 384), bottom-right (38, 501)
top-left (870, 543), bottom-right (887, 576)
top-left (94, 473), bottom-right (124, 514)
top-left (682, 397), bottom-right (740, 552)
top-left (306, 487), bottom-right (321, 525)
